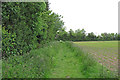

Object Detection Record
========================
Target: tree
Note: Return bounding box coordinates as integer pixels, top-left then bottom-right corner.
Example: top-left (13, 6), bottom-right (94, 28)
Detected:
top-left (56, 27), bottom-right (68, 41)
top-left (87, 32), bottom-right (96, 41)
top-left (75, 29), bottom-right (86, 41)
top-left (118, 33), bottom-right (120, 40)
top-left (68, 29), bottom-right (75, 41)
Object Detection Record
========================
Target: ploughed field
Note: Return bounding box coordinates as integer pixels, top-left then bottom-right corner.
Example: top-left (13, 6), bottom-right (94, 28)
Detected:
top-left (74, 41), bottom-right (118, 75)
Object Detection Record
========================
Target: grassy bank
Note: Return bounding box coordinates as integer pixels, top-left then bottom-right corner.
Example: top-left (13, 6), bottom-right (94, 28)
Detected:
top-left (66, 42), bottom-right (116, 78)
top-left (74, 41), bottom-right (118, 76)
top-left (2, 41), bottom-right (116, 78)
top-left (2, 42), bottom-right (59, 78)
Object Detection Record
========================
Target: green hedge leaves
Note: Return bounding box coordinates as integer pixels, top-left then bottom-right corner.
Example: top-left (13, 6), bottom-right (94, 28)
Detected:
top-left (2, 2), bottom-right (64, 58)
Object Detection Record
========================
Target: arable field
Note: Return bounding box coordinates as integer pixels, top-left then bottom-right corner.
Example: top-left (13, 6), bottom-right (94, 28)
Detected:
top-left (74, 41), bottom-right (118, 76)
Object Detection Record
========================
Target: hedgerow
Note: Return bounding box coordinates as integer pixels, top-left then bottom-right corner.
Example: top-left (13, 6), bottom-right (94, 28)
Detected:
top-left (2, 27), bottom-right (17, 57)
top-left (2, 2), bottom-right (64, 58)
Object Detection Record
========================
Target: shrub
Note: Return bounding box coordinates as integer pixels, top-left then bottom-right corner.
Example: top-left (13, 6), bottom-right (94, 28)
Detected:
top-left (2, 2), bottom-right (46, 57)
top-left (2, 2), bottom-right (64, 58)
top-left (2, 27), bottom-right (17, 57)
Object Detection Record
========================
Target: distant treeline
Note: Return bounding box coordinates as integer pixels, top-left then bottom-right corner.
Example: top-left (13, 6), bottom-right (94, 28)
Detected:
top-left (56, 28), bottom-right (120, 41)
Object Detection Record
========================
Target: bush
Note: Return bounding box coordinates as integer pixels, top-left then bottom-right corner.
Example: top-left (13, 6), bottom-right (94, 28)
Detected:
top-left (2, 2), bottom-right (46, 57)
top-left (2, 27), bottom-right (17, 57)
top-left (2, 2), bottom-right (64, 58)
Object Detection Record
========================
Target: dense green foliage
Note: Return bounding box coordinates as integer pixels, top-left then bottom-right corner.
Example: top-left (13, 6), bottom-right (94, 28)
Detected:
top-left (2, 42), bottom-right (58, 78)
top-left (2, 2), bottom-right (64, 57)
top-left (2, 27), bottom-right (17, 57)
top-left (56, 28), bottom-right (120, 41)
top-left (2, 42), bottom-right (115, 78)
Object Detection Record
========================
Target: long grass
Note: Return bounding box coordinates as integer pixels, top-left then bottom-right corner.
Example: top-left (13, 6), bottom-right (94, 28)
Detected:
top-left (2, 41), bottom-right (59, 78)
top-left (74, 41), bottom-right (118, 77)
top-left (2, 41), bottom-right (117, 78)
top-left (66, 42), bottom-right (117, 78)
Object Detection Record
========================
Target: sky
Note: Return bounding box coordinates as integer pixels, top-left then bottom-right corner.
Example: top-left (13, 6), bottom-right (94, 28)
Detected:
top-left (49, 0), bottom-right (119, 35)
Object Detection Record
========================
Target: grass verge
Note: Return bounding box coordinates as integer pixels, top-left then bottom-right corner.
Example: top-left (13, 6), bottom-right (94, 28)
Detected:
top-left (2, 41), bottom-right (59, 78)
top-left (65, 41), bottom-right (117, 78)
top-left (2, 41), bottom-right (117, 78)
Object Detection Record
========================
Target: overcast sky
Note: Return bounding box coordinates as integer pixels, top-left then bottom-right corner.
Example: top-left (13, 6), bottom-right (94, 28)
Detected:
top-left (49, 0), bottom-right (119, 35)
